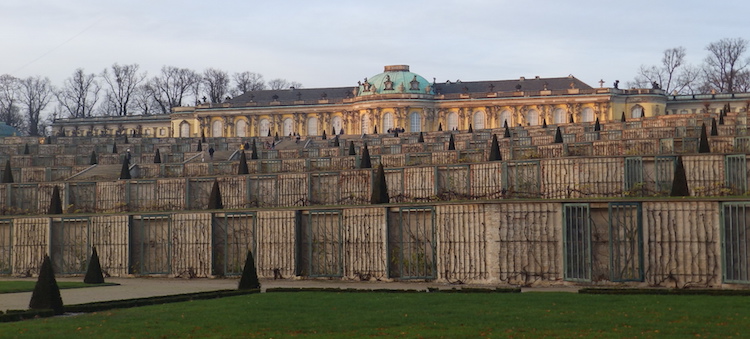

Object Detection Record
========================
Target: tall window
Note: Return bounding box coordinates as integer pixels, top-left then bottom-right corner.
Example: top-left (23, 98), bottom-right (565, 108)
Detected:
top-left (383, 112), bottom-right (394, 132)
top-left (361, 114), bottom-right (370, 134)
top-left (332, 116), bottom-right (343, 135)
top-left (307, 117), bottom-right (318, 136)
top-left (499, 110), bottom-right (511, 127)
top-left (283, 118), bottom-right (293, 136)
top-left (212, 120), bottom-right (223, 137)
top-left (631, 105), bottom-right (644, 118)
top-left (259, 118), bottom-right (270, 137)
top-left (553, 108), bottom-right (566, 124)
top-left (526, 109), bottom-right (539, 126)
top-left (448, 112), bottom-right (458, 131)
top-left (473, 111), bottom-right (485, 130)
top-left (409, 112), bottom-right (421, 132)
top-left (180, 122), bottom-right (190, 137)
top-left (581, 107), bottom-right (594, 122)
top-left (236, 119), bottom-right (247, 137)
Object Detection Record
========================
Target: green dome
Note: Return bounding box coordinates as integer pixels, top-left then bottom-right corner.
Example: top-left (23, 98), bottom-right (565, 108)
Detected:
top-left (0, 122), bottom-right (18, 137)
top-left (357, 65), bottom-right (433, 96)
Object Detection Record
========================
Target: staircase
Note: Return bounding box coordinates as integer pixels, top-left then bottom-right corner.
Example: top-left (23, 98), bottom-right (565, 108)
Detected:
top-left (67, 164), bottom-right (123, 181)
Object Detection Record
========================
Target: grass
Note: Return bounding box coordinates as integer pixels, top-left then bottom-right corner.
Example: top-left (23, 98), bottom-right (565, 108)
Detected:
top-left (0, 281), bottom-right (117, 294)
top-left (1, 292), bottom-right (748, 338)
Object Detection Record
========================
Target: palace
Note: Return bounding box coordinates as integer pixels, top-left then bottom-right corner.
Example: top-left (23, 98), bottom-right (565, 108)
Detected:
top-left (52, 65), bottom-right (747, 138)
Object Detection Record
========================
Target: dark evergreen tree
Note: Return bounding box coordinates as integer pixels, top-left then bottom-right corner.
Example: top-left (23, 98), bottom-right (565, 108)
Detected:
top-left (238, 150), bottom-right (249, 175)
top-left (90, 150), bottom-right (98, 165)
top-left (468, 124), bottom-right (473, 133)
top-left (123, 135), bottom-right (129, 144)
top-left (274, 131), bottom-right (279, 141)
top-left (620, 111), bottom-right (626, 122)
top-left (542, 119), bottom-right (547, 128)
top-left (418, 132), bottom-right (424, 143)
top-left (360, 143), bottom-right (372, 169)
top-left (503, 126), bottom-right (511, 138)
top-left (448, 133), bottom-right (456, 150)
top-left (322, 130), bottom-right (327, 140)
top-left (83, 246), bottom-right (105, 284)
top-left (238, 250), bottom-right (260, 290)
top-left (348, 141), bottom-right (356, 156)
top-left (154, 149), bottom-right (162, 164)
top-left (244, 141), bottom-right (250, 150)
top-left (373, 125), bottom-right (378, 134)
top-left (569, 114), bottom-right (574, 123)
top-left (554, 126), bottom-right (563, 143)
top-left (48, 186), bottom-right (63, 214)
top-left (394, 130), bottom-right (399, 137)
top-left (112, 142), bottom-right (118, 154)
top-left (201, 130), bottom-right (206, 143)
top-left (23, 143), bottom-right (29, 155)
top-left (267, 129), bottom-right (272, 137)
top-left (503, 120), bottom-right (508, 129)
top-left (119, 157), bottom-right (131, 180)
top-left (438, 122), bottom-right (443, 131)
top-left (370, 164), bottom-right (389, 204)
top-left (670, 156), bottom-right (690, 197)
top-left (208, 179), bottom-right (223, 209)
top-left (197, 142), bottom-right (203, 152)
top-left (719, 111), bottom-right (725, 125)
top-left (2, 160), bottom-right (12, 183)
top-left (29, 254), bottom-right (64, 315)
top-left (251, 139), bottom-right (259, 160)
top-left (710, 117), bottom-right (719, 136)
top-left (594, 117), bottom-right (601, 131)
top-left (339, 128), bottom-right (344, 135)
top-left (333, 135), bottom-right (340, 147)
top-left (488, 134), bottom-right (502, 161)
top-left (698, 122), bottom-right (711, 153)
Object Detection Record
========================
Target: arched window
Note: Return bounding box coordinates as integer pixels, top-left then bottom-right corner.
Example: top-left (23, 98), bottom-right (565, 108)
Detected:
top-left (473, 111), bottom-right (485, 130)
top-left (447, 112), bottom-right (458, 131)
top-left (210, 121), bottom-right (222, 137)
top-left (282, 118), bottom-right (293, 136)
top-left (631, 105), bottom-right (644, 118)
top-left (680, 109), bottom-right (688, 115)
top-left (236, 119), bottom-right (247, 137)
top-left (409, 112), bottom-right (421, 132)
top-left (332, 116), bottom-right (343, 135)
top-left (180, 122), bottom-right (190, 137)
top-left (383, 112), bottom-right (394, 132)
top-left (581, 107), bottom-right (594, 122)
top-left (259, 118), bottom-right (270, 137)
top-left (307, 117), bottom-right (318, 136)
top-left (361, 114), bottom-right (370, 134)
top-left (499, 110), bottom-right (511, 127)
top-left (552, 108), bottom-right (566, 124)
top-left (526, 109), bottom-right (539, 126)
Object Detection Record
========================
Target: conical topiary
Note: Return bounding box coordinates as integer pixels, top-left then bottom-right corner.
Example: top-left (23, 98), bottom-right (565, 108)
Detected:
top-left (2, 160), bottom-right (13, 183)
top-left (274, 131), bottom-right (279, 141)
top-left (670, 156), bottom-right (689, 197)
top-left (238, 150), bottom-right (249, 175)
top-left (569, 115), bottom-right (574, 123)
top-left (719, 112), bottom-right (725, 125)
top-left (251, 139), bottom-right (259, 160)
top-left (468, 124), bottom-right (474, 133)
top-left (119, 157), bottom-right (131, 180)
top-left (620, 111), bottom-right (626, 122)
top-left (504, 126), bottom-right (511, 138)
top-left (348, 141), bottom-right (356, 156)
top-left (333, 135), bottom-right (340, 147)
top-left (438, 122), bottom-right (443, 131)
top-left (124, 135), bottom-right (129, 144)
top-left (448, 133), bottom-right (456, 150)
top-left (374, 125), bottom-right (378, 134)
top-left (503, 120), bottom-right (509, 129)
top-left (698, 123), bottom-right (710, 153)
top-left (360, 143), bottom-right (372, 169)
top-left (48, 186), bottom-right (62, 214)
top-left (594, 117), bottom-right (601, 131)
top-left (23, 143), bottom-right (30, 155)
top-left (201, 130), bottom-right (206, 143)
top-left (418, 132), bottom-right (424, 143)
top-left (394, 130), bottom-right (399, 137)
top-left (267, 129), bottom-right (272, 137)
top-left (244, 141), bottom-right (250, 150)
top-left (710, 117), bottom-right (718, 136)
top-left (197, 142), bottom-right (203, 152)
top-left (542, 119), bottom-right (547, 128)
top-left (488, 134), bottom-right (502, 161)
top-left (90, 150), bottom-right (98, 165)
top-left (340, 127), bottom-right (344, 135)
top-left (29, 254), bottom-right (64, 315)
top-left (322, 130), bottom-right (327, 140)
top-left (154, 149), bottom-right (162, 164)
top-left (332, 128), bottom-right (336, 136)
top-left (208, 179), bottom-right (223, 209)
top-left (370, 163), bottom-right (389, 204)
top-left (554, 126), bottom-right (563, 143)
top-left (83, 246), bottom-right (105, 284)
top-left (112, 142), bottom-right (118, 154)
top-left (238, 250), bottom-right (260, 290)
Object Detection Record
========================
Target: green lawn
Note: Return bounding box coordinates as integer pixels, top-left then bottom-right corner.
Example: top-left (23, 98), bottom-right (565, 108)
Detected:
top-left (1, 292), bottom-right (748, 338)
top-left (0, 281), bottom-right (116, 294)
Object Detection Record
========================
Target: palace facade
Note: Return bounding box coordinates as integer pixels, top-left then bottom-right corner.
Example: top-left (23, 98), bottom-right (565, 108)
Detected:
top-left (51, 65), bottom-right (749, 137)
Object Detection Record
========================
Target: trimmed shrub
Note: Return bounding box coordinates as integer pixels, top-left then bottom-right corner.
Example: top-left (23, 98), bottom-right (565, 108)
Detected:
top-left (698, 122), bottom-right (710, 153)
top-left (373, 125), bottom-right (378, 134)
top-left (29, 255), bottom-right (64, 315)
top-left (359, 142), bottom-right (372, 169)
top-left (339, 128), bottom-right (344, 135)
top-left (554, 126), bottom-right (563, 143)
top-left (201, 130), bottom-right (206, 143)
top-left (322, 130), bottom-right (327, 140)
top-left (119, 157), bottom-right (131, 180)
top-left (197, 142), bottom-right (203, 152)
top-left (2, 160), bottom-right (12, 183)
top-left (238, 250), bottom-right (261, 290)
top-left (488, 134), bottom-right (501, 161)
top-left (238, 150), bottom-right (249, 175)
top-left (594, 117), bottom-right (601, 131)
top-left (503, 126), bottom-right (511, 138)
top-left (503, 120), bottom-right (508, 128)
top-left (393, 130), bottom-right (398, 137)
top-left (84, 246), bottom-right (105, 284)
top-left (468, 124), bottom-right (473, 133)
top-left (438, 122), bottom-right (443, 131)
top-left (542, 119), bottom-right (547, 128)
top-left (153, 149), bottom-right (162, 164)
top-left (208, 179), bottom-right (223, 209)
top-left (251, 139), bottom-right (259, 160)
top-left (670, 156), bottom-right (690, 197)
top-left (112, 142), bottom-right (118, 154)
top-left (124, 135), bottom-right (129, 144)
top-left (621, 111), bottom-right (626, 122)
top-left (23, 143), bottom-right (29, 155)
top-left (710, 117), bottom-right (718, 136)
top-left (274, 131), bottom-right (279, 141)
top-left (418, 132), bottom-right (424, 143)
top-left (448, 133), bottom-right (456, 150)
top-left (90, 150), bottom-right (98, 165)
top-left (333, 135), bottom-right (340, 147)
top-left (370, 164), bottom-right (389, 204)
top-left (348, 141), bottom-right (356, 155)
top-left (48, 186), bottom-right (63, 215)
top-left (569, 114), bottom-right (574, 123)
top-left (267, 129), bottom-right (272, 137)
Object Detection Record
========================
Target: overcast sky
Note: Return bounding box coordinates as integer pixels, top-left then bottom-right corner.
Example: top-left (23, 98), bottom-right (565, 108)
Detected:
top-left (3, 0), bottom-right (750, 90)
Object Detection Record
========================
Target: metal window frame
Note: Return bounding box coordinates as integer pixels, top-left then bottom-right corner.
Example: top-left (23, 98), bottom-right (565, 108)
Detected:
top-left (563, 203), bottom-right (592, 282)
top-left (721, 202), bottom-right (750, 284)
top-left (608, 202), bottom-right (644, 282)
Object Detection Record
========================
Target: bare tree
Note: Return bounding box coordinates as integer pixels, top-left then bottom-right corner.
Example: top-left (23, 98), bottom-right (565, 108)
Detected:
top-left (18, 76), bottom-right (53, 136)
top-left (55, 68), bottom-right (99, 118)
top-left (132, 83), bottom-right (159, 115)
top-left (702, 38), bottom-right (750, 93)
top-left (0, 74), bottom-right (25, 131)
top-left (233, 71), bottom-right (266, 95)
top-left (100, 63), bottom-right (146, 116)
top-left (150, 66), bottom-right (201, 114)
top-left (674, 64), bottom-right (703, 95)
top-left (630, 47), bottom-right (689, 94)
top-left (203, 68), bottom-right (230, 103)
